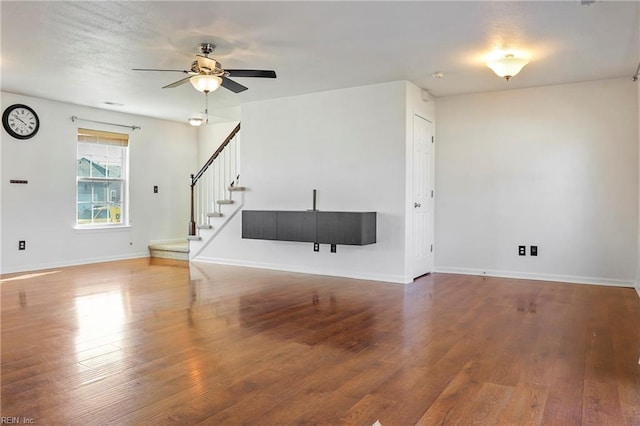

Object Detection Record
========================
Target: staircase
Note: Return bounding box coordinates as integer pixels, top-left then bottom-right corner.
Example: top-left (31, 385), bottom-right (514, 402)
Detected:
top-left (148, 123), bottom-right (243, 261)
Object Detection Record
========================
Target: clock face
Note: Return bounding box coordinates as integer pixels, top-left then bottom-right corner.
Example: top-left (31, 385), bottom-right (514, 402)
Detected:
top-left (2, 104), bottom-right (40, 140)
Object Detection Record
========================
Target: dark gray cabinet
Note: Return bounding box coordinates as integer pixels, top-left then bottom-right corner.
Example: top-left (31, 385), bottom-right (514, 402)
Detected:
top-left (242, 210), bottom-right (376, 246)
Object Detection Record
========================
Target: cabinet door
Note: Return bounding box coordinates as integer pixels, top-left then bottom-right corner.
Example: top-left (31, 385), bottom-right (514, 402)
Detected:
top-left (277, 211), bottom-right (317, 242)
top-left (242, 211), bottom-right (277, 240)
top-left (317, 212), bottom-right (375, 245)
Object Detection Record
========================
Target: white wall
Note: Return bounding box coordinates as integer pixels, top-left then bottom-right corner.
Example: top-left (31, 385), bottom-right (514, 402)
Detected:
top-left (435, 78), bottom-right (638, 286)
top-left (194, 80), bottom-right (425, 283)
top-left (1, 92), bottom-right (197, 274)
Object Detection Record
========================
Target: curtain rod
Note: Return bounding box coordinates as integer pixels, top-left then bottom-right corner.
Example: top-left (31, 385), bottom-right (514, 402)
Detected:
top-left (71, 116), bottom-right (141, 131)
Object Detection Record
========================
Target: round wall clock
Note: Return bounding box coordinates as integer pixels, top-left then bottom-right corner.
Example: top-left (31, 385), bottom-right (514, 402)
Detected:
top-left (2, 104), bottom-right (40, 140)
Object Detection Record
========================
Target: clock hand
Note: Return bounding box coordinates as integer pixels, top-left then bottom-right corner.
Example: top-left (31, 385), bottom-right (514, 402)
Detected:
top-left (15, 116), bottom-right (27, 126)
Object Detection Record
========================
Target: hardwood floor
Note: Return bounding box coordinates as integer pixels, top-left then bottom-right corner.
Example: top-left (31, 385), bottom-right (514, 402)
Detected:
top-left (2, 258), bottom-right (639, 425)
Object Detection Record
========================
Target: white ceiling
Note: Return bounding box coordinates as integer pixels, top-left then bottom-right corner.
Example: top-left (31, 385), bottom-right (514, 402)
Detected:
top-left (1, 1), bottom-right (638, 123)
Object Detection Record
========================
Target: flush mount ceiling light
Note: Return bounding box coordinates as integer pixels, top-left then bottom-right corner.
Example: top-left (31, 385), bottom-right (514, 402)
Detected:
top-left (487, 52), bottom-right (529, 81)
top-left (190, 75), bottom-right (222, 93)
top-left (188, 116), bottom-right (204, 127)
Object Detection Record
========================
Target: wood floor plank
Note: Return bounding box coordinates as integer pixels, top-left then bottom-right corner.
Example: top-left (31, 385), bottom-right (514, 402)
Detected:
top-left (414, 361), bottom-right (484, 425)
top-left (340, 393), bottom-right (395, 426)
top-left (2, 259), bottom-right (639, 424)
top-left (582, 327), bottom-right (626, 425)
top-left (453, 382), bottom-right (515, 425)
top-left (498, 384), bottom-right (549, 425)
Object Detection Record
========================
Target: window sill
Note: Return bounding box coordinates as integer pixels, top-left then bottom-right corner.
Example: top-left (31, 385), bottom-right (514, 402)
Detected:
top-left (73, 224), bottom-right (132, 233)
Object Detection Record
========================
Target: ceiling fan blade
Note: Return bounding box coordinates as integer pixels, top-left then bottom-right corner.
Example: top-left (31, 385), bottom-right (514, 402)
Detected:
top-left (132, 68), bottom-right (190, 73)
top-left (221, 76), bottom-right (249, 93)
top-left (163, 76), bottom-right (191, 89)
top-left (225, 69), bottom-right (277, 78)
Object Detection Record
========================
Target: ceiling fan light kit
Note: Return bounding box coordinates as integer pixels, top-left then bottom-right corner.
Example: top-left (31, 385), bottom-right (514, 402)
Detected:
top-left (487, 52), bottom-right (529, 81)
top-left (190, 75), bottom-right (222, 93)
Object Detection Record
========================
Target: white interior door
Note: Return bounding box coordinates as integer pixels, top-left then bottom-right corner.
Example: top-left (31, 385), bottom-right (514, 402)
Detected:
top-left (412, 114), bottom-right (434, 278)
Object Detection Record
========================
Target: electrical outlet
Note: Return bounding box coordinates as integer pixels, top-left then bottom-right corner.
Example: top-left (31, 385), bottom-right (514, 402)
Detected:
top-left (313, 243), bottom-right (319, 252)
top-left (531, 245), bottom-right (538, 256)
top-left (331, 244), bottom-right (337, 253)
top-left (518, 245), bottom-right (526, 256)
top-left (18, 240), bottom-right (25, 250)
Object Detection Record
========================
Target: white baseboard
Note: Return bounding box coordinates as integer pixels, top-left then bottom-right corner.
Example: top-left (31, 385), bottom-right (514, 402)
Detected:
top-left (636, 285), bottom-right (640, 298)
top-left (434, 266), bottom-right (634, 288)
top-left (191, 256), bottom-right (409, 284)
top-left (0, 252), bottom-right (149, 275)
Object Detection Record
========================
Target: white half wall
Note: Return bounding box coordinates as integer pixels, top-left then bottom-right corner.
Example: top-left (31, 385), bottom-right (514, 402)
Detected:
top-left (1, 92), bottom-right (197, 274)
top-left (194, 81), bottom-right (425, 283)
top-left (435, 78), bottom-right (638, 287)
top-left (196, 105), bottom-right (241, 165)
top-left (197, 121), bottom-right (239, 166)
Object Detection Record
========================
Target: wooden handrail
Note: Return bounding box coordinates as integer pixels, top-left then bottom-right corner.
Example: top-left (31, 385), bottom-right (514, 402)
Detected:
top-left (189, 122), bottom-right (241, 236)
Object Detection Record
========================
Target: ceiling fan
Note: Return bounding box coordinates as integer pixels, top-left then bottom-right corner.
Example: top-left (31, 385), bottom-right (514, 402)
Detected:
top-left (132, 42), bottom-right (276, 94)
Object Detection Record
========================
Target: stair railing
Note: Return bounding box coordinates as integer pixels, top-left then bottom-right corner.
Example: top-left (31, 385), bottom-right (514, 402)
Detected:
top-left (189, 123), bottom-right (241, 236)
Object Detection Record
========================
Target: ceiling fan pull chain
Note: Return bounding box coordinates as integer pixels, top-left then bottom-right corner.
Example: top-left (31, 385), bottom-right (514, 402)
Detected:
top-left (205, 92), bottom-right (209, 125)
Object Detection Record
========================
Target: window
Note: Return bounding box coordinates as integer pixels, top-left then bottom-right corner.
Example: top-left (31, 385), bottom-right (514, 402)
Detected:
top-left (76, 128), bottom-right (128, 226)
